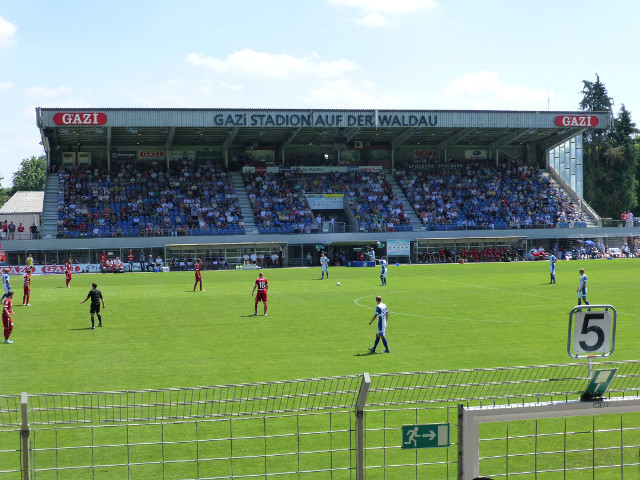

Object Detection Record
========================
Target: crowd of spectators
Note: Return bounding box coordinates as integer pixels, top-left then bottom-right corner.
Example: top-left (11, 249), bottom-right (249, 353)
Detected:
top-left (51, 157), bottom-right (595, 239)
top-left (417, 246), bottom-right (524, 263)
top-left (243, 170), bottom-right (412, 233)
top-left (0, 220), bottom-right (39, 240)
top-left (396, 160), bottom-right (586, 230)
top-left (168, 254), bottom-right (230, 271)
top-left (56, 161), bottom-right (244, 238)
top-left (243, 171), bottom-right (316, 233)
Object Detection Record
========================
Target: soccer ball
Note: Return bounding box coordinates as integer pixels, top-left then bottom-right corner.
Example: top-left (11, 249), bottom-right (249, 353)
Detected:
top-left (336, 282), bottom-right (340, 286)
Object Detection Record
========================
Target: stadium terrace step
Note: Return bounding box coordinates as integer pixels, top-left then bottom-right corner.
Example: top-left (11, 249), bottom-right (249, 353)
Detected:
top-left (384, 169), bottom-right (424, 230)
top-left (41, 173), bottom-right (60, 237)
top-left (230, 171), bottom-right (258, 234)
top-left (540, 171), bottom-right (599, 228)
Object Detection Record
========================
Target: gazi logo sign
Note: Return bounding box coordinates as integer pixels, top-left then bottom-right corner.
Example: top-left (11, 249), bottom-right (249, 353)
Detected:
top-left (53, 112), bottom-right (108, 125)
top-left (555, 115), bottom-right (600, 127)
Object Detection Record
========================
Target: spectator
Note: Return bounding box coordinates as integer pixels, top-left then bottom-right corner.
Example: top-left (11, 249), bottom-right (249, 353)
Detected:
top-left (29, 223), bottom-right (39, 239)
top-left (7, 221), bottom-right (15, 240)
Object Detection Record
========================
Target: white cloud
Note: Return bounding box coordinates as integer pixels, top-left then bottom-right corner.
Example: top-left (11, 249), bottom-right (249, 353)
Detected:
top-left (330, 0), bottom-right (436, 26)
top-left (0, 16), bottom-right (17, 48)
top-left (354, 13), bottom-right (388, 27)
top-left (21, 98), bottom-right (91, 118)
top-left (0, 81), bottom-right (14, 90)
top-left (23, 86), bottom-right (73, 98)
top-left (186, 49), bottom-right (358, 79)
top-left (440, 72), bottom-right (557, 110)
top-left (220, 82), bottom-right (244, 92)
top-left (329, 0), bottom-right (436, 14)
top-left (306, 79), bottom-right (399, 108)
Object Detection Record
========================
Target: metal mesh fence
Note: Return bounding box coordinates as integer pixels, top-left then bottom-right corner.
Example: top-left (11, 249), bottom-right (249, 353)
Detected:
top-left (2, 361), bottom-right (640, 479)
top-left (2, 361), bottom-right (640, 428)
top-left (27, 410), bottom-right (356, 479)
top-left (367, 360), bottom-right (640, 407)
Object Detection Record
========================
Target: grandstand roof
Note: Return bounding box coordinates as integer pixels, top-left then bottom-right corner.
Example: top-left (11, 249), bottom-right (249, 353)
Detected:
top-left (36, 108), bottom-right (611, 154)
top-left (0, 191), bottom-right (44, 214)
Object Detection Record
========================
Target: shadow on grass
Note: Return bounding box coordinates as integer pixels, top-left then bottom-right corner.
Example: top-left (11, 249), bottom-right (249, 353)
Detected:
top-left (68, 327), bottom-right (94, 331)
top-left (353, 351), bottom-right (378, 357)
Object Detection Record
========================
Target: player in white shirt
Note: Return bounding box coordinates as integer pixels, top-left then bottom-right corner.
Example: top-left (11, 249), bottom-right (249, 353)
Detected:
top-left (320, 252), bottom-right (330, 279)
top-left (379, 257), bottom-right (388, 286)
top-left (549, 253), bottom-right (556, 284)
top-left (1, 268), bottom-right (11, 301)
top-left (577, 268), bottom-right (589, 306)
top-left (368, 296), bottom-right (390, 353)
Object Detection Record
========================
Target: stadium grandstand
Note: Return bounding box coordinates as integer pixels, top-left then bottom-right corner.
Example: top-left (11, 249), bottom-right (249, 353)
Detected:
top-left (2, 107), bottom-right (635, 268)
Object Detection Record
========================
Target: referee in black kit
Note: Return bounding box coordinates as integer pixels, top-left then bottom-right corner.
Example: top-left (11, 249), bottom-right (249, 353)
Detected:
top-left (80, 283), bottom-right (106, 329)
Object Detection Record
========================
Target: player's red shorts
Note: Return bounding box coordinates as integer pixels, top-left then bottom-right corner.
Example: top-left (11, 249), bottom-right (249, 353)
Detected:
top-left (195, 273), bottom-right (201, 281)
top-left (24, 285), bottom-right (30, 296)
top-left (256, 291), bottom-right (267, 303)
top-left (2, 315), bottom-right (12, 329)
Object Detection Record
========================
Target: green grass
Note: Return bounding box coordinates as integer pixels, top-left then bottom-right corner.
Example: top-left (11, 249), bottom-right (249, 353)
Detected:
top-left (3, 259), bottom-right (640, 479)
top-left (5, 258), bottom-right (640, 394)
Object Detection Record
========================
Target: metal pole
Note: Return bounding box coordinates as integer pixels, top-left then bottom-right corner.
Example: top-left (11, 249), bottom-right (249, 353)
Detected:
top-left (20, 392), bottom-right (30, 480)
top-left (355, 372), bottom-right (370, 480)
top-left (458, 403), bottom-right (480, 480)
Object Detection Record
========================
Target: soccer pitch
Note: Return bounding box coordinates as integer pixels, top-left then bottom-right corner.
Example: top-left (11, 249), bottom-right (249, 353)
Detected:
top-left (6, 258), bottom-right (640, 396)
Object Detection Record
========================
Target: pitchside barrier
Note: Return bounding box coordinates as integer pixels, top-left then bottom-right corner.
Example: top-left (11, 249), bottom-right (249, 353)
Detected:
top-left (2, 361), bottom-right (640, 479)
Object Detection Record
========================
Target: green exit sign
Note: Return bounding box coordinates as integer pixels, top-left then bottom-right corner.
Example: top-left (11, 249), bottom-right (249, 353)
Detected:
top-left (401, 423), bottom-right (450, 449)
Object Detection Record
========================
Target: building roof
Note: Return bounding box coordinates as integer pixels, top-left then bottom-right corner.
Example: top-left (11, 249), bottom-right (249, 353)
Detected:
top-left (36, 108), bottom-right (611, 154)
top-left (0, 191), bottom-right (44, 214)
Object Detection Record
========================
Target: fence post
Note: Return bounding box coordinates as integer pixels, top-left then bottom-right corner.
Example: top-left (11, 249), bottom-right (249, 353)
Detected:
top-left (20, 392), bottom-right (30, 480)
top-left (458, 403), bottom-right (480, 480)
top-left (355, 372), bottom-right (370, 480)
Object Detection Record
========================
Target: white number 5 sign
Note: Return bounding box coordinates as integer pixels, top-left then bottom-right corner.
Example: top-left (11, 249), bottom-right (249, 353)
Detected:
top-left (568, 306), bottom-right (616, 359)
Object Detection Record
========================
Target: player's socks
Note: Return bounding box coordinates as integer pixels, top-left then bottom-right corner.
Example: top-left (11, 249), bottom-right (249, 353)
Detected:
top-left (373, 337), bottom-right (380, 349)
top-left (382, 338), bottom-right (389, 351)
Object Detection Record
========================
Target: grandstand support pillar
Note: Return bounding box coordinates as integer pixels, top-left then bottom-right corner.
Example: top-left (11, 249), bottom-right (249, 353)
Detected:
top-left (20, 392), bottom-right (30, 480)
top-left (355, 372), bottom-right (371, 480)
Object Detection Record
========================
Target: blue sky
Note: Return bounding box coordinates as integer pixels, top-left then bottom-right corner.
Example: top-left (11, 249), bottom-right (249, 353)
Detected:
top-left (1, 0), bottom-right (639, 187)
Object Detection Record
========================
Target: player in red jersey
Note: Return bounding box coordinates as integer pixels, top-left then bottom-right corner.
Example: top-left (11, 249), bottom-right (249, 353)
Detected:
top-left (23, 267), bottom-right (32, 306)
top-left (251, 272), bottom-right (268, 316)
top-left (65, 259), bottom-right (72, 287)
top-left (193, 259), bottom-right (204, 291)
top-left (3, 291), bottom-right (14, 343)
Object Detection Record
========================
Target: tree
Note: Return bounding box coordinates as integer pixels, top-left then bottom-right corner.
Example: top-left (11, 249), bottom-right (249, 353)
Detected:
top-left (611, 104), bottom-right (639, 144)
top-left (11, 155), bottom-right (46, 193)
top-left (0, 173), bottom-right (9, 209)
top-left (579, 77), bottom-right (639, 217)
top-left (579, 74), bottom-right (613, 113)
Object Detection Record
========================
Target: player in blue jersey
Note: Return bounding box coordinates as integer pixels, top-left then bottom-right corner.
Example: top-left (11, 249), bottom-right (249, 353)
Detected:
top-left (1, 268), bottom-right (11, 301)
top-left (549, 253), bottom-right (556, 284)
top-left (320, 252), bottom-right (330, 279)
top-left (379, 257), bottom-right (388, 286)
top-left (368, 295), bottom-right (390, 353)
top-left (577, 268), bottom-right (589, 306)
